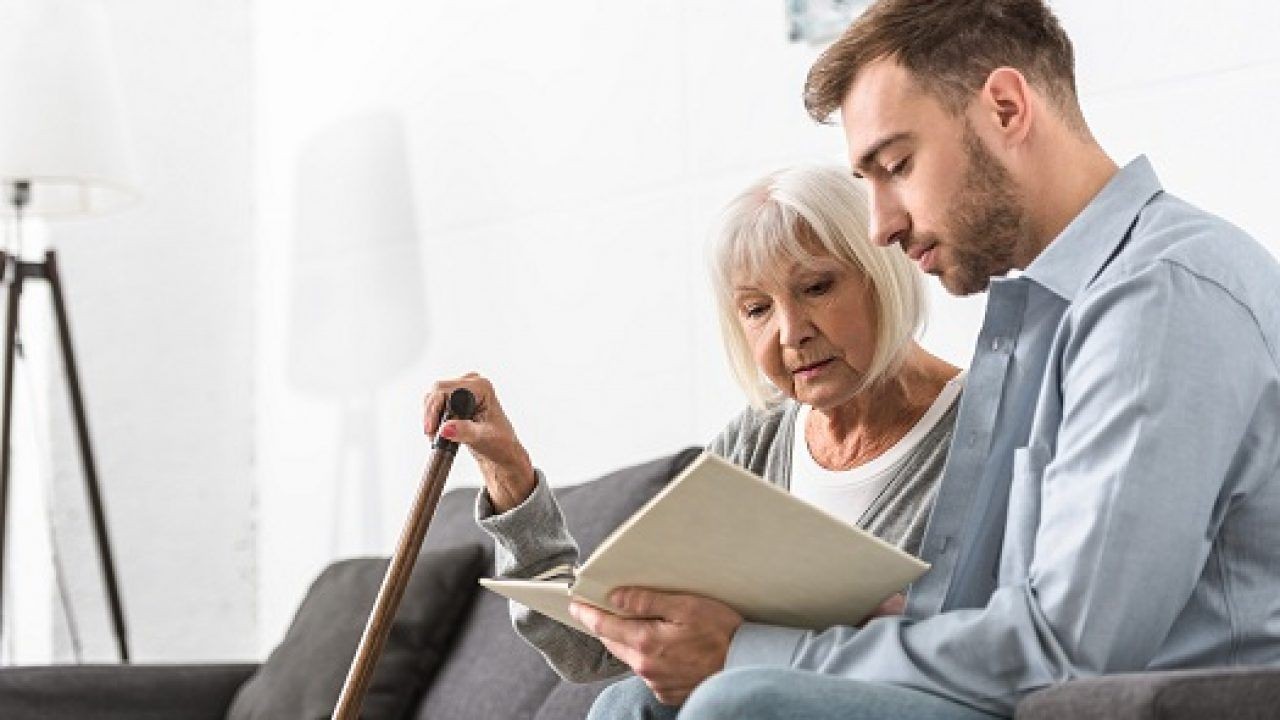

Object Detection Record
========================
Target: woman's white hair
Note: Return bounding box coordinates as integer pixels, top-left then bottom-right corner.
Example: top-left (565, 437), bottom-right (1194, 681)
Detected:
top-left (709, 165), bottom-right (926, 410)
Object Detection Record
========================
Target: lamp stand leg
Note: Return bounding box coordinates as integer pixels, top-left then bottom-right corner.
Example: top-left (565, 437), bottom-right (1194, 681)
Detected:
top-left (0, 252), bottom-right (23, 654)
top-left (44, 250), bottom-right (129, 662)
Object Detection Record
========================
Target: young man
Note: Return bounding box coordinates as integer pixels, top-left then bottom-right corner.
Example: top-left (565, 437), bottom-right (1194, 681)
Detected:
top-left (576, 2), bottom-right (1280, 718)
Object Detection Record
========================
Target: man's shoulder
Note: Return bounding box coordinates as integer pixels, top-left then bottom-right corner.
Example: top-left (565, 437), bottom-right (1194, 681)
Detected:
top-left (1093, 191), bottom-right (1280, 306)
top-left (1076, 191), bottom-right (1280, 360)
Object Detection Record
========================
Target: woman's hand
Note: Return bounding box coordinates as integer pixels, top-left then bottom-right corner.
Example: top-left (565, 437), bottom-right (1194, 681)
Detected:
top-left (423, 373), bottom-right (535, 513)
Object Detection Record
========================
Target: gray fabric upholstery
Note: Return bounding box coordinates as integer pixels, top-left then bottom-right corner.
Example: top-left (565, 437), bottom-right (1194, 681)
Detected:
top-left (0, 663), bottom-right (257, 720)
top-left (532, 679), bottom-right (618, 720)
top-left (1015, 667), bottom-right (1280, 720)
top-left (228, 545), bottom-right (486, 720)
top-left (3, 447), bottom-right (1273, 720)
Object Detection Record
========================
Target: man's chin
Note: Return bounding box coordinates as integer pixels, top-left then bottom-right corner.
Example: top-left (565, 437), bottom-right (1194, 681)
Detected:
top-left (938, 268), bottom-right (990, 297)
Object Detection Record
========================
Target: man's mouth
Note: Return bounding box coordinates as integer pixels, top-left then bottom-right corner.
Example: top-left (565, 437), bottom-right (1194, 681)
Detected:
top-left (905, 241), bottom-right (939, 273)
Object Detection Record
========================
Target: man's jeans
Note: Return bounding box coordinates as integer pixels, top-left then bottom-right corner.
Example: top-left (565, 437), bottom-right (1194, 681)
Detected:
top-left (587, 669), bottom-right (1007, 720)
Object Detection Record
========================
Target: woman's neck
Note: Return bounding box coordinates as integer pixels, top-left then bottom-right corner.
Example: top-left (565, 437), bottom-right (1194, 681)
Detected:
top-left (806, 345), bottom-right (958, 470)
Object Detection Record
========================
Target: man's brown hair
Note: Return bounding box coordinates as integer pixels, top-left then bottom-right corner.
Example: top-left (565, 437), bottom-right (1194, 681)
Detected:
top-left (804, 0), bottom-right (1084, 130)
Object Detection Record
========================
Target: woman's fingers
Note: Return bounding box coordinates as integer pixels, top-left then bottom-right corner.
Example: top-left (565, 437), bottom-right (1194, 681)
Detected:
top-left (423, 374), bottom-right (493, 436)
top-left (421, 372), bottom-right (536, 511)
top-left (436, 418), bottom-right (493, 448)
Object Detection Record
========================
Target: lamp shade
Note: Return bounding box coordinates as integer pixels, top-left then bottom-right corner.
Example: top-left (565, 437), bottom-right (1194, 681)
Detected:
top-left (0, 0), bottom-right (139, 217)
top-left (287, 112), bottom-right (427, 397)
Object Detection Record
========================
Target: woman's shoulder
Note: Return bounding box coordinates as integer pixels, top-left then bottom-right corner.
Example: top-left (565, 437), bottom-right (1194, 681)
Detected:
top-left (708, 399), bottom-right (799, 459)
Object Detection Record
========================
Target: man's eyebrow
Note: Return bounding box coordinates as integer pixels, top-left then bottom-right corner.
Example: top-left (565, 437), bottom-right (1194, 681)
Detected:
top-left (852, 131), bottom-right (913, 174)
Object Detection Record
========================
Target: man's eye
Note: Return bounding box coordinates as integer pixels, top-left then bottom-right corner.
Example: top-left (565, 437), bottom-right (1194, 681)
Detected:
top-left (888, 156), bottom-right (912, 176)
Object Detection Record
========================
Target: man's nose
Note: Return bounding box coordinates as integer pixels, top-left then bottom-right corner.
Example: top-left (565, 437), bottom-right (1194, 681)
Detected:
top-left (869, 187), bottom-right (909, 249)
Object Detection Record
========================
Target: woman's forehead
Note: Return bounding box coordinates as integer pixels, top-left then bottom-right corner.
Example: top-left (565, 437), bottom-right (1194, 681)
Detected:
top-left (732, 250), bottom-right (848, 289)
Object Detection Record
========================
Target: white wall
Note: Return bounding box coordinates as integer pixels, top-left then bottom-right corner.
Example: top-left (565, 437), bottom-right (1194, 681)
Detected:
top-left (252, 0), bottom-right (854, 653)
top-left (1062, 0), bottom-right (1280, 250)
top-left (22, 0), bottom-right (256, 662)
top-left (251, 0), bottom-right (1280, 654)
top-left (9, 0), bottom-right (1277, 663)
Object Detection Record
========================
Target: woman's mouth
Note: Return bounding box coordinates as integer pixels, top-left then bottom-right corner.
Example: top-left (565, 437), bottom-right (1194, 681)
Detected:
top-left (793, 358), bottom-right (834, 378)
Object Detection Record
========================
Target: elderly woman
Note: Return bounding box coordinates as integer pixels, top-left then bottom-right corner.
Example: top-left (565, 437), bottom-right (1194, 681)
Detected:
top-left (423, 165), bottom-right (962, 712)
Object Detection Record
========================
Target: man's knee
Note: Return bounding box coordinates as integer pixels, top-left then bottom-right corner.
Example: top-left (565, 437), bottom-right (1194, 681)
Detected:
top-left (679, 668), bottom-right (793, 720)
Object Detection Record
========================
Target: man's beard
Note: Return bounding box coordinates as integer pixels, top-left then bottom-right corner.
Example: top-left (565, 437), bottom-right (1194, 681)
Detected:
top-left (932, 123), bottom-right (1028, 296)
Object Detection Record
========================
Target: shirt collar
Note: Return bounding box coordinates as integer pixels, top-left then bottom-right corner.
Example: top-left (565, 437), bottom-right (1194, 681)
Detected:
top-left (1021, 155), bottom-right (1163, 302)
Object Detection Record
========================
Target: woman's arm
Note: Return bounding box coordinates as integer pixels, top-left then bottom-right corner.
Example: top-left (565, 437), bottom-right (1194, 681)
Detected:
top-left (425, 373), bottom-right (629, 682)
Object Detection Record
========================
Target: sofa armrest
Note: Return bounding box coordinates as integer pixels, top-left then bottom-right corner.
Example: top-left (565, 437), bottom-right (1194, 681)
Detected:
top-left (0, 663), bottom-right (259, 720)
top-left (1015, 666), bottom-right (1280, 720)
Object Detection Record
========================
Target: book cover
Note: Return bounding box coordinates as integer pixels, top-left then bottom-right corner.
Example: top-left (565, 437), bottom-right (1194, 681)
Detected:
top-left (481, 451), bottom-right (929, 634)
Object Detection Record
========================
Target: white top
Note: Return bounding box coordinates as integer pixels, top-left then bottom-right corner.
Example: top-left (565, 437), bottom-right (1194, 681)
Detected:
top-left (790, 372), bottom-right (966, 527)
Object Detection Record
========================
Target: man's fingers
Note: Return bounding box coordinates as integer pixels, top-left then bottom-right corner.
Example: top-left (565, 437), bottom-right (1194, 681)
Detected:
top-left (570, 601), bottom-right (627, 640)
top-left (610, 587), bottom-right (696, 622)
top-left (571, 603), bottom-right (643, 665)
top-left (596, 633), bottom-right (642, 669)
top-left (570, 601), bottom-right (657, 650)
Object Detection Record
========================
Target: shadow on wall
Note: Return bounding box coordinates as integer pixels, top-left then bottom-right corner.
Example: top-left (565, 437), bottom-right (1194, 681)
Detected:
top-left (287, 110), bottom-right (427, 556)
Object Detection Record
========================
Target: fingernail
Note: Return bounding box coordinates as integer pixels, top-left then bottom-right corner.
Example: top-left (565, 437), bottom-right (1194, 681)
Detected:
top-left (440, 424), bottom-right (457, 440)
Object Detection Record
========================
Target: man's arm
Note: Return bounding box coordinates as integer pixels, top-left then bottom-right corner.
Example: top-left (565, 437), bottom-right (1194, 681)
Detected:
top-left (728, 262), bottom-right (1270, 715)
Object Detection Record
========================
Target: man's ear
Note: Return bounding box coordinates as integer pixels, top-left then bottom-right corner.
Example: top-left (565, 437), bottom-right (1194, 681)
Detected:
top-left (977, 67), bottom-right (1034, 146)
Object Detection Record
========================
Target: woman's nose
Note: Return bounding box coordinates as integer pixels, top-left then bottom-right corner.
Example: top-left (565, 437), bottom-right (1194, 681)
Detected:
top-left (777, 303), bottom-right (814, 347)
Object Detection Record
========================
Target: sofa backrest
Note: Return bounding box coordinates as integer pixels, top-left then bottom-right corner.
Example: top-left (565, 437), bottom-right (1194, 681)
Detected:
top-left (412, 447), bottom-right (701, 720)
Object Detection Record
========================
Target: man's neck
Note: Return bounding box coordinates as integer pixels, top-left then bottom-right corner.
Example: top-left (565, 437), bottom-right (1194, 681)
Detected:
top-left (1018, 139), bottom-right (1119, 268)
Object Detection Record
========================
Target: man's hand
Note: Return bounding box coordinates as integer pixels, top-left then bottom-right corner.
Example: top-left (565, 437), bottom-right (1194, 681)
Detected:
top-left (569, 588), bottom-right (744, 706)
top-left (861, 593), bottom-right (905, 625)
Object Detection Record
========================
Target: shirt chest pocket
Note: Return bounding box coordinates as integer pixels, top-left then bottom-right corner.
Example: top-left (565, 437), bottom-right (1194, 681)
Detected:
top-left (999, 443), bottom-right (1052, 584)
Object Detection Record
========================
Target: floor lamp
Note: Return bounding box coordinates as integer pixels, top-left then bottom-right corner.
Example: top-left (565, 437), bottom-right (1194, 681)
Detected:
top-left (288, 112), bottom-right (426, 556)
top-left (0, 0), bottom-right (140, 661)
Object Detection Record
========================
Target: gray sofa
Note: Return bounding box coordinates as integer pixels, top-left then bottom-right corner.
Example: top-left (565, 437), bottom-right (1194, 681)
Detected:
top-left (0, 446), bottom-right (1275, 719)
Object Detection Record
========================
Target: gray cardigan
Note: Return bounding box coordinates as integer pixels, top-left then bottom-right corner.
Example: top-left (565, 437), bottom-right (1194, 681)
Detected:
top-left (477, 395), bottom-right (960, 682)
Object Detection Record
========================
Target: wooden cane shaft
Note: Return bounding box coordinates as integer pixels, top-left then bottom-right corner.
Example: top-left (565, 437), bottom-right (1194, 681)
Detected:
top-left (331, 448), bottom-right (457, 720)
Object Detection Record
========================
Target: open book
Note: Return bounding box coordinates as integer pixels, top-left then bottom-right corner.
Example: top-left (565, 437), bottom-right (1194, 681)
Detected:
top-left (480, 451), bottom-right (929, 634)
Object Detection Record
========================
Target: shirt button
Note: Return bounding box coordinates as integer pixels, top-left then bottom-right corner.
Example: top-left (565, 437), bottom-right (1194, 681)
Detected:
top-left (991, 337), bottom-right (1010, 353)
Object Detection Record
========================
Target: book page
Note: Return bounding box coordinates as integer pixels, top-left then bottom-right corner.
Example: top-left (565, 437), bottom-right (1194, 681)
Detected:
top-left (479, 578), bottom-right (588, 634)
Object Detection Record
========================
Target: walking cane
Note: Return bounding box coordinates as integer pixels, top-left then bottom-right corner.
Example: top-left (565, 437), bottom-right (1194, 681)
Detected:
top-left (331, 387), bottom-right (477, 720)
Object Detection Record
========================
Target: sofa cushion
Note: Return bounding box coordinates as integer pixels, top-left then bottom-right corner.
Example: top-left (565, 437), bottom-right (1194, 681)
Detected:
top-left (414, 447), bottom-right (701, 720)
top-left (1015, 666), bottom-right (1280, 720)
top-left (532, 678), bottom-right (620, 720)
top-left (227, 544), bottom-right (486, 720)
top-left (0, 663), bottom-right (258, 720)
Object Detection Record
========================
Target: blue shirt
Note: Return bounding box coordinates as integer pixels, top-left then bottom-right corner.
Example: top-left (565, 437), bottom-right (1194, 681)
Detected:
top-left (727, 157), bottom-right (1280, 715)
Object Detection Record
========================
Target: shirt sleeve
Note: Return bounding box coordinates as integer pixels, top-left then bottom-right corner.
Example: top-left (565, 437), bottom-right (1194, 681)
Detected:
top-left (725, 262), bottom-right (1268, 715)
top-left (475, 471), bottom-right (630, 682)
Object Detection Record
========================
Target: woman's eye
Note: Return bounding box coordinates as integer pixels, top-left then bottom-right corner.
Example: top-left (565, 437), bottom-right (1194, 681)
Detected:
top-left (742, 303), bottom-right (768, 319)
top-left (804, 279), bottom-right (833, 296)
top-left (889, 156), bottom-right (912, 177)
